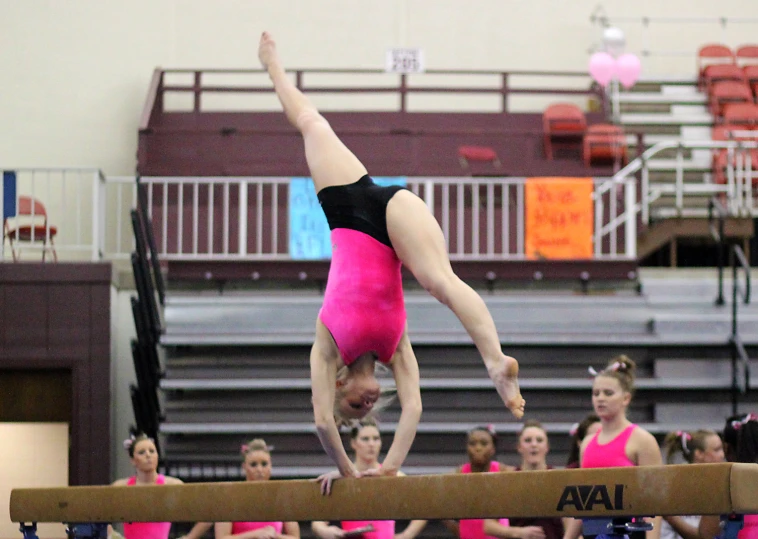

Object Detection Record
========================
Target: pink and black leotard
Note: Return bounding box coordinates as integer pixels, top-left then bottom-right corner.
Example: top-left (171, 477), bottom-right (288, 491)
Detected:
top-left (317, 175), bottom-right (408, 364)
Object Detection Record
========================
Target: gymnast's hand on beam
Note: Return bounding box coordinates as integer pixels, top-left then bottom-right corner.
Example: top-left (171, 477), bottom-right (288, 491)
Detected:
top-left (316, 469), bottom-right (361, 495)
top-left (359, 467), bottom-right (395, 478)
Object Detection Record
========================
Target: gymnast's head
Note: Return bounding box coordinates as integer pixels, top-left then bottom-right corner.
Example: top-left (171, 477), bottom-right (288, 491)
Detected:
top-left (722, 413), bottom-right (758, 463)
top-left (663, 429), bottom-right (724, 464)
top-left (591, 355), bottom-right (637, 420)
top-left (517, 419), bottom-right (549, 470)
top-left (334, 360), bottom-right (395, 424)
top-left (123, 432), bottom-right (158, 469)
top-left (350, 418), bottom-right (382, 463)
top-left (240, 438), bottom-right (273, 481)
top-left (467, 425), bottom-right (497, 466)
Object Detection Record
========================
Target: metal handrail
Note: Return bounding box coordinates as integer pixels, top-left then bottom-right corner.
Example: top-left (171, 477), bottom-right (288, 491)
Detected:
top-left (730, 244), bottom-right (752, 414)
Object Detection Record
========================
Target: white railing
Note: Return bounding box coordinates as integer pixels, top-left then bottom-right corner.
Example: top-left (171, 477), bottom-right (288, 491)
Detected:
top-left (135, 176), bottom-right (635, 261)
top-left (4, 144), bottom-right (756, 263)
top-left (595, 139), bottom-right (758, 253)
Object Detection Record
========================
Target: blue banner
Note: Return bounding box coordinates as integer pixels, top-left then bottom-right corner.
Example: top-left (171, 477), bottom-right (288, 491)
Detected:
top-left (288, 177), bottom-right (407, 260)
top-left (3, 171), bottom-right (16, 220)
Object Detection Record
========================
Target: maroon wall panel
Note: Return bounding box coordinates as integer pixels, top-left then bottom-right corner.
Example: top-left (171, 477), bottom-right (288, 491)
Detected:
top-left (139, 111), bottom-right (611, 178)
top-left (0, 263), bottom-right (112, 486)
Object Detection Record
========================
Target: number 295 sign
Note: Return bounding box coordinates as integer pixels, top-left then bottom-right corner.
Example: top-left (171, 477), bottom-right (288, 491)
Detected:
top-left (385, 48), bottom-right (425, 73)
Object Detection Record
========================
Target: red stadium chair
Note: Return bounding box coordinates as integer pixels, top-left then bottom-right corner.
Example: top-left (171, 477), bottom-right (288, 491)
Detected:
top-left (3, 196), bottom-right (58, 262)
top-left (722, 103), bottom-right (758, 127)
top-left (457, 145), bottom-right (501, 175)
top-left (703, 64), bottom-right (747, 94)
top-left (744, 65), bottom-right (758, 98)
top-left (709, 81), bottom-right (754, 117)
top-left (583, 124), bottom-right (628, 167)
top-left (736, 45), bottom-right (758, 67)
top-left (542, 103), bottom-right (587, 160)
top-left (698, 44), bottom-right (735, 87)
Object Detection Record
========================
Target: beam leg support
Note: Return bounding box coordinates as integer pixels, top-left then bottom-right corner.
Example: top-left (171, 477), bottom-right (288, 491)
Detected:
top-left (583, 517), bottom-right (653, 539)
top-left (19, 523), bottom-right (38, 539)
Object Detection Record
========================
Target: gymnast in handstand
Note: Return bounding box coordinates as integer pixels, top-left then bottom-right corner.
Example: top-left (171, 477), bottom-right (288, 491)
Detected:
top-left (257, 31), bottom-right (524, 493)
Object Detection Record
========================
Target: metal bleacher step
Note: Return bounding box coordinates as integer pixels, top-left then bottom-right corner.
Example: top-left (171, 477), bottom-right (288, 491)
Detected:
top-left (160, 376), bottom-right (741, 392)
top-left (620, 112), bottom-right (713, 126)
top-left (617, 92), bottom-right (707, 105)
top-left (159, 419), bottom-right (724, 437)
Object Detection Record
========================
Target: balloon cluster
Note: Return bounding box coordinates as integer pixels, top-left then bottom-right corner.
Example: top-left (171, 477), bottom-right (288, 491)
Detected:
top-left (588, 27), bottom-right (641, 89)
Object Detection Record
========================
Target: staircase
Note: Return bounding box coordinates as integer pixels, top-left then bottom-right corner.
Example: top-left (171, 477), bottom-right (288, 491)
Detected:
top-left (616, 78), bottom-right (754, 262)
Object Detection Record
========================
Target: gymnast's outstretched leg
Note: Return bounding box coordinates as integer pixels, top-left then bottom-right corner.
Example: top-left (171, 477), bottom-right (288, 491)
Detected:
top-left (258, 31), bottom-right (366, 193)
top-left (386, 191), bottom-right (525, 418)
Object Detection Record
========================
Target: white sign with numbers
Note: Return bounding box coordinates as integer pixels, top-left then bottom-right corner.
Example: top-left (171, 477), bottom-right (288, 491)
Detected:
top-left (385, 48), bottom-right (425, 73)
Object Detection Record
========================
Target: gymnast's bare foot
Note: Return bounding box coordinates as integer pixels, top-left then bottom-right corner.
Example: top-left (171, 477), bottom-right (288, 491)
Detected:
top-left (489, 355), bottom-right (525, 419)
top-left (258, 31), bottom-right (279, 70)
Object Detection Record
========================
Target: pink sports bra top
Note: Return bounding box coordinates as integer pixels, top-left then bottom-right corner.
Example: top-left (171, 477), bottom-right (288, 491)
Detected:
top-left (582, 424), bottom-right (637, 468)
top-left (123, 475), bottom-right (172, 539)
top-left (459, 462), bottom-right (509, 539)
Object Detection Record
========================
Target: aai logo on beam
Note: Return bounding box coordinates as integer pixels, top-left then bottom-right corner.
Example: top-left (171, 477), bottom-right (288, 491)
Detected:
top-left (556, 485), bottom-right (625, 512)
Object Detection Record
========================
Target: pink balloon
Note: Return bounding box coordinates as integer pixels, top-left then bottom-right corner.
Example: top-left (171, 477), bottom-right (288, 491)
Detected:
top-left (588, 52), bottom-right (616, 87)
top-left (616, 53), bottom-right (641, 89)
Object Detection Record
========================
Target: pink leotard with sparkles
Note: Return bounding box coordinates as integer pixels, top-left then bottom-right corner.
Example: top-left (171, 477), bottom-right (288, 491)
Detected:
top-left (459, 462), bottom-right (509, 539)
top-left (123, 475), bottom-right (172, 539)
top-left (319, 228), bottom-right (406, 364)
top-left (232, 521), bottom-right (284, 535)
top-left (582, 425), bottom-right (637, 468)
top-left (739, 515), bottom-right (758, 539)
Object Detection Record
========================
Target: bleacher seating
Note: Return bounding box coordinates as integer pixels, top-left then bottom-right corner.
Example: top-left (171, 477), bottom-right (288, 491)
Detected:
top-left (542, 103), bottom-right (587, 160)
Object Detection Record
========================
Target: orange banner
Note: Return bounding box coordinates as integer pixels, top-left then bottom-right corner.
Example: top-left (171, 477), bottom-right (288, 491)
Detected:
top-left (525, 177), bottom-right (594, 259)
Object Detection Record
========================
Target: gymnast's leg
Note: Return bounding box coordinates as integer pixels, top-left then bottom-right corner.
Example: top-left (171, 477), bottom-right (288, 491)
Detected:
top-left (386, 191), bottom-right (525, 418)
top-left (258, 31), bottom-right (367, 192)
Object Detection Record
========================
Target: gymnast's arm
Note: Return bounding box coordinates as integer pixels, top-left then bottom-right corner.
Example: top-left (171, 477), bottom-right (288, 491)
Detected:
top-left (662, 517), bottom-right (700, 539)
top-left (311, 521), bottom-right (345, 539)
top-left (310, 343), bottom-right (357, 477)
top-left (396, 519), bottom-right (428, 539)
top-left (697, 517), bottom-right (720, 539)
top-left (281, 521), bottom-right (301, 539)
top-left (382, 343), bottom-right (423, 475)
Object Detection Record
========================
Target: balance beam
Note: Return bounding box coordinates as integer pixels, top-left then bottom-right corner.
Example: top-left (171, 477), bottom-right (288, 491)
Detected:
top-left (9, 463), bottom-right (758, 523)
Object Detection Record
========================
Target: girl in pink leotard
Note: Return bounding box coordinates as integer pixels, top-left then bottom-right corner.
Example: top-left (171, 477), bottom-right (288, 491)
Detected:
top-left (699, 414), bottom-right (758, 539)
top-left (485, 421), bottom-right (564, 539)
top-left (563, 356), bottom-right (662, 539)
top-left (112, 433), bottom-right (211, 539)
top-left (257, 31), bottom-right (525, 495)
top-left (311, 419), bottom-right (427, 539)
top-left (443, 426), bottom-right (515, 539)
top-left (659, 429), bottom-right (724, 539)
top-left (215, 439), bottom-right (300, 539)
